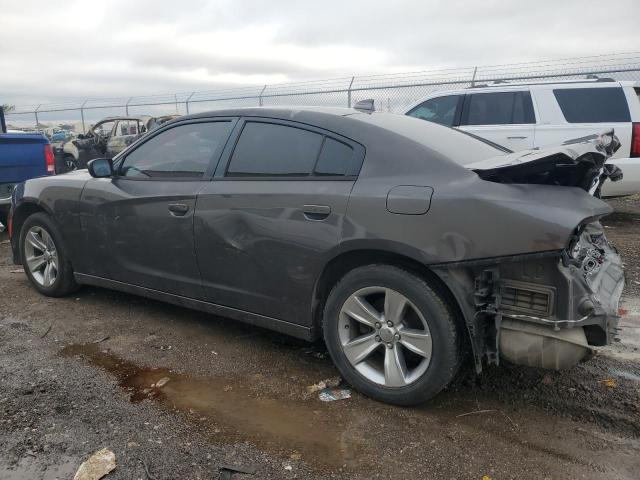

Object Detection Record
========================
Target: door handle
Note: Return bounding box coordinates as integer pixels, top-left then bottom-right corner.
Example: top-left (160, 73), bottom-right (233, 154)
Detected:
top-left (302, 204), bottom-right (331, 221)
top-left (168, 203), bottom-right (189, 216)
top-left (507, 136), bottom-right (528, 139)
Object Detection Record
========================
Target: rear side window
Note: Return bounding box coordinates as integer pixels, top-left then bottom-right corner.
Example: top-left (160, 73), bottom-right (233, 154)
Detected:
top-left (406, 95), bottom-right (461, 126)
top-left (314, 138), bottom-right (354, 176)
top-left (462, 91), bottom-right (535, 125)
top-left (553, 87), bottom-right (630, 123)
top-left (227, 122), bottom-right (323, 176)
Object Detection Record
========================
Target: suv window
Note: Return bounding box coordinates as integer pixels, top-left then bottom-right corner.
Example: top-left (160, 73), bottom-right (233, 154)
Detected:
top-left (120, 121), bottom-right (232, 178)
top-left (406, 95), bottom-right (461, 126)
top-left (553, 87), bottom-right (631, 123)
top-left (462, 91), bottom-right (535, 125)
top-left (227, 122), bottom-right (323, 177)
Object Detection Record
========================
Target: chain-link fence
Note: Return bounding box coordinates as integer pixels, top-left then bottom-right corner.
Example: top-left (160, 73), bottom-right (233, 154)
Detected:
top-left (6, 52), bottom-right (640, 133)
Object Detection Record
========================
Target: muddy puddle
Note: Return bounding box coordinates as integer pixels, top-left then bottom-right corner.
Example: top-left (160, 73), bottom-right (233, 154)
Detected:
top-left (61, 344), bottom-right (366, 470)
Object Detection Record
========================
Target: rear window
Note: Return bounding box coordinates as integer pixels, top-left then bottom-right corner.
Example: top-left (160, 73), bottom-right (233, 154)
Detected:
top-left (461, 91), bottom-right (535, 125)
top-left (553, 87), bottom-right (630, 123)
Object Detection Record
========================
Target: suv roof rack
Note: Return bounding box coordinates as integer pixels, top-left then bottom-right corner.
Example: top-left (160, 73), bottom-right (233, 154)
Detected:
top-left (468, 76), bottom-right (616, 89)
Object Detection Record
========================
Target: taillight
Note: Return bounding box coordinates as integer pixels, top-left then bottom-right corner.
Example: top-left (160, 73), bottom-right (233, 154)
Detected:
top-left (7, 211), bottom-right (13, 238)
top-left (631, 122), bottom-right (640, 158)
top-left (44, 144), bottom-right (55, 174)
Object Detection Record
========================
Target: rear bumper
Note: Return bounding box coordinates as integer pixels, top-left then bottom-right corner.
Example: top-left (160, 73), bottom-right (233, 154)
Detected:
top-left (601, 157), bottom-right (640, 197)
top-left (496, 222), bottom-right (624, 368)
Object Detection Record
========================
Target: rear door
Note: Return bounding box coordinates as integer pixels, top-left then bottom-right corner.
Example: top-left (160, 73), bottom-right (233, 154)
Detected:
top-left (78, 119), bottom-right (235, 298)
top-left (458, 90), bottom-right (536, 151)
top-left (194, 118), bottom-right (363, 326)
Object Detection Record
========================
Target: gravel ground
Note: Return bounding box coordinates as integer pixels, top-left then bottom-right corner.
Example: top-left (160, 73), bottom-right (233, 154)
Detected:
top-left (1, 197), bottom-right (639, 480)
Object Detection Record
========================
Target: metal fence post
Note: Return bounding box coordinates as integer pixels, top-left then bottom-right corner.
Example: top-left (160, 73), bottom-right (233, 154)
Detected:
top-left (34, 105), bottom-right (41, 131)
top-left (347, 76), bottom-right (355, 107)
top-left (80, 100), bottom-right (87, 134)
top-left (258, 85), bottom-right (267, 107)
top-left (470, 66), bottom-right (478, 87)
top-left (185, 92), bottom-right (195, 114)
top-left (125, 97), bottom-right (132, 115)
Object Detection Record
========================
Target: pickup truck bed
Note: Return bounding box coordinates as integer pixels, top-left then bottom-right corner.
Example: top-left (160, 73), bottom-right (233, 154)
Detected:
top-left (0, 133), bottom-right (54, 226)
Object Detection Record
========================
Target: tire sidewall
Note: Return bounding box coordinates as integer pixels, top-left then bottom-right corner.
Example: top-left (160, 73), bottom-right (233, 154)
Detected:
top-left (323, 265), bottom-right (460, 406)
top-left (19, 213), bottom-right (74, 297)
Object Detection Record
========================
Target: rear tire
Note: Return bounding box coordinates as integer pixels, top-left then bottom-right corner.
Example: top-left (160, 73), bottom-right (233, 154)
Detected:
top-left (19, 212), bottom-right (78, 297)
top-left (323, 264), bottom-right (462, 406)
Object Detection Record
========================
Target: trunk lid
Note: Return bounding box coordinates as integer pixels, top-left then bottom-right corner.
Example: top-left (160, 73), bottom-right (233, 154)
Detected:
top-left (468, 130), bottom-right (622, 196)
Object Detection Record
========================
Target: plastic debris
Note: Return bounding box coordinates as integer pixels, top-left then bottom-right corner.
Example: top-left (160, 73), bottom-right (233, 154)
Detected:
top-left (73, 448), bottom-right (116, 480)
top-left (600, 378), bottom-right (616, 388)
top-left (306, 376), bottom-right (341, 394)
top-left (155, 377), bottom-right (170, 388)
top-left (318, 387), bottom-right (351, 402)
top-left (219, 463), bottom-right (256, 479)
top-left (284, 465), bottom-right (293, 471)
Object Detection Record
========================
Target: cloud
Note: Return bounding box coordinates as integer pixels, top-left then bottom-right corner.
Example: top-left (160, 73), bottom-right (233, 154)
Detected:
top-left (1, 0), bottom-right (639, 109)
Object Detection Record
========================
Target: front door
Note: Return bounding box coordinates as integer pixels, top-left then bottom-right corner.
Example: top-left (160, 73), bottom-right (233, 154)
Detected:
top-left (194, 119), bottom-right (363, 325)
top-left (78, 119), bottom-right (235, 298)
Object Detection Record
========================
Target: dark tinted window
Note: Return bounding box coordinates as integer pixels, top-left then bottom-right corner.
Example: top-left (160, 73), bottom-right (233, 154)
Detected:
top-left (554, 87), bottom-right (630, 123)
top-left (463, 91), bottom-right (535, 125)
top-left (120, 122), bottom-right (231, 178)
top-left (227, 122), bottom-right (323, 176)
top-left (314, 138), bottom-right (354, 176)
top-left (406, 95), bottom-right (461, 126)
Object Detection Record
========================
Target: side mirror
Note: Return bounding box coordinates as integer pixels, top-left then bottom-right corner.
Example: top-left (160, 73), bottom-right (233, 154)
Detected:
top-left (88, 158), bottom-right (114, 178)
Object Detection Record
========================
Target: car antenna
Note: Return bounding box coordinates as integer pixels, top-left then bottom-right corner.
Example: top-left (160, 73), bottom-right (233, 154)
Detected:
top-left (353, 99), bottom-right (375, 113)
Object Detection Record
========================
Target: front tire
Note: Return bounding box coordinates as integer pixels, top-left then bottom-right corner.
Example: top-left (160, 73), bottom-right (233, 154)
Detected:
top-left (323, 265), bottom-right (462, 406)
top-left (19, 212), bottom-right (78, 297)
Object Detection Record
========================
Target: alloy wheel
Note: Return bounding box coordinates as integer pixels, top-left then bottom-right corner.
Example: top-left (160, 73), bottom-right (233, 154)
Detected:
top-left (24, 226), bottom-right (59, 287)
top-left (338, 286), bottom-right (433, 387)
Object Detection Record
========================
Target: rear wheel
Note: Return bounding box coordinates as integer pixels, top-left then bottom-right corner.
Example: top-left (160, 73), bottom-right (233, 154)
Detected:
top-left (19, 212), bottom-right (78, 297)
top-left (323, 265), bottom-right (462, 405)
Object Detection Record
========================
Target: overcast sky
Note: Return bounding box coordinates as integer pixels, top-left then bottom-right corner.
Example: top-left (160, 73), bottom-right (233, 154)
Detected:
top-left (1, 0), bottom-right (639, 107)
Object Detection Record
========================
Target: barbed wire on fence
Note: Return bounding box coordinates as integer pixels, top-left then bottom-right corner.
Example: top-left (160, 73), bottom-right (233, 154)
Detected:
top-left (5, 52), bottom-right (640, 132)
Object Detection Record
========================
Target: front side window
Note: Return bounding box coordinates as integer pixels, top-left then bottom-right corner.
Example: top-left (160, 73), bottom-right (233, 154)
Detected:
top-left (120, 121), bottom-right (232, 178)
top-left (553, 87), bottom-right (630, 123)
top-left (226, 122), bottom-right (323, 177)
top-left (463, 91), bottom-right (535, 125)
top-left (406, 95), bottom-right (461, 126)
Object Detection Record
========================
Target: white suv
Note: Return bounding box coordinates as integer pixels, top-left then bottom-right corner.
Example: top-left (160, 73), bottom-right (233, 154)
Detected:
top-left (404, 78), bottom-right (640, 197)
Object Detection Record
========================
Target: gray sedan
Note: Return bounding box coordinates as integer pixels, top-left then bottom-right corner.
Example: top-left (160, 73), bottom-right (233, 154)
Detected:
top-left (8, 106), bottom-right (624, 405)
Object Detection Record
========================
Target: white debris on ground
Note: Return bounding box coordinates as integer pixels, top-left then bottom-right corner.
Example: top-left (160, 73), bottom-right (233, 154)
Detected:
top-left (73, 448), bottom-right (116, 480)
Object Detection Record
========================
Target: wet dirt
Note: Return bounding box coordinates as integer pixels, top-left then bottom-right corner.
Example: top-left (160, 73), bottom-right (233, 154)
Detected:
top-left (1, 197), bottom-right (639, 479)
top-left (60, 343), bottom-right (364, 471)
